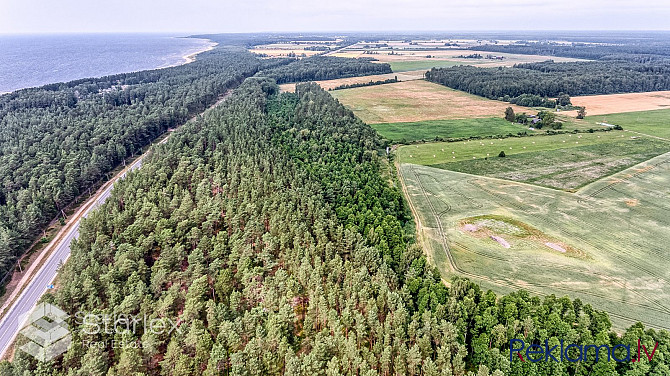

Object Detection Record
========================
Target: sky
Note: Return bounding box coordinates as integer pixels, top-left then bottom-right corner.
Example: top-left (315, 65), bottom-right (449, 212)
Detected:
top-left (1, 0), bottom-right (669, 34)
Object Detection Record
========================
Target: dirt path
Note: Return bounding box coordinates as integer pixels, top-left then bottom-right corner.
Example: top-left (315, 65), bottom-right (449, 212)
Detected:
top-left (623, 129), bottom-right (670, 142)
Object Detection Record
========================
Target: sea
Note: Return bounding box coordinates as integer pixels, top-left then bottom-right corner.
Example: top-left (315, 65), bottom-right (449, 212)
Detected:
top-left (0, 34), bottom-right (215, 93)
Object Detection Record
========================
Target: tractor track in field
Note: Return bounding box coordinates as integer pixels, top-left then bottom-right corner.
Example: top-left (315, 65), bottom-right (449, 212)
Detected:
top-left (581, 154), bottom-right (670, 199)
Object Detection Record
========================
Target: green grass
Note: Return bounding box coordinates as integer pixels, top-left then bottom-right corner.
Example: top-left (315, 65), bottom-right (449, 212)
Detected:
top-left (373, 115), bottom-right (606, 143)
top-left (389, 60), bottom-right (471, 72)
top-left (397, 131), bottom-right (670, 190)
top-left (397, 130), bottom-right (632, 164)
top-left (372, 118), bottom-right (533, 142)
top-left (436, 137), bottom-right (670, 190)
top-left (399, 155), bottom-right (670, 330)
top-left (586, 108), bottom-right (670, 139)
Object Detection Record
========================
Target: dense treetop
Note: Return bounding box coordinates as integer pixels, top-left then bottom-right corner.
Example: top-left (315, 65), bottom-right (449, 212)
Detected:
top-left (468, 40), bottom-right (670, 61)
top-left (425, 61), bottom-right (670, 103)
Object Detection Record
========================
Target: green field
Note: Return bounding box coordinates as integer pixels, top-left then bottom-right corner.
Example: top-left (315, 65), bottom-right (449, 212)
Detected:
top-left (373, 118), bottom-right (533, 142)
top-left (397, 130), bottom-right (632, 164)
top-left (586, 108), bottom-right (670, 139)
top-left (399, 153), bottom-right (670, 330)
top-left (397, 131), bottom-right (670, 190)
top-left (389, 60), bottom-right (472, 72)
top-left (374, 115), bottom-right (608, 143)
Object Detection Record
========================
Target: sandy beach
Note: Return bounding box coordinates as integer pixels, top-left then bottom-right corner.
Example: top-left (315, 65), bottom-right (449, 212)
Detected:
top-left (168, 38), bottom-right (218, 68)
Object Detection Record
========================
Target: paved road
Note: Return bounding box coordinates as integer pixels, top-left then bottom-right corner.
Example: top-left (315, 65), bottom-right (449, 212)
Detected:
top-left (0, 156), bottom-right (144, 357)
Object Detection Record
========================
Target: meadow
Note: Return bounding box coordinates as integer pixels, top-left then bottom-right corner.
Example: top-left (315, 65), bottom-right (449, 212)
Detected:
top-left (396, 130), bottom-right (670, 189)
top-left (373, 112), bottom-right (602, 143)
top-left (585, 108), bottom-right (670, 139)
top-left (398, 155), bottom-right (670, 330)
top-left (387, 60), bottom-right (469, 72)
top-left (372, 117), bottom-right (532, 142)
top-left (329, 80), bottom-right (526, 123)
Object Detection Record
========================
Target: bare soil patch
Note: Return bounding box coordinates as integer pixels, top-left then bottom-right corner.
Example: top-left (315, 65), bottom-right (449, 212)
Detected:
top-left (545, 242), bottom-right (567, 253)
top-left (625, 198), bottom-right (640, 207)
top-left (458, 215), bottom-right (585, 258)
top-left (491, 235), bottom-right (511, 248)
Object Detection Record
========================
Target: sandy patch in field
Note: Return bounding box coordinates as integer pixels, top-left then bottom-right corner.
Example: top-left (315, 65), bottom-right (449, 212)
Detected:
top-left (627, 277), bottom-right (665, 291)
top-left (491, 235), bottom-right (511, 248)
top-left (458, 214), bottom-right (586, 258)
top-left (551, 280), bottom-right (592, 289)
top-left (624, 199), bottom-right (640, 207)
top-left (330, 80), bottom-right (526, 124)
top-left (545, 242), bottom-right (567, 253)
top-left (571, 91), bottom-right (670, 115)
top-left (463, 223), bottom-right (479, 232)
top-left (278, 71), bottom-right (424, 92)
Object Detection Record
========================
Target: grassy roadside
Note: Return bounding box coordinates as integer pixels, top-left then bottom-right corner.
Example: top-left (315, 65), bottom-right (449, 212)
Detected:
top-left (0, 149), bottom-right (146, 321)
top-left (0, 147), bottom-right (144, 302)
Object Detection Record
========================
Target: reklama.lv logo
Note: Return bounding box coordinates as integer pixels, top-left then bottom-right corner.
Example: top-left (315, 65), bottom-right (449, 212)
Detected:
top-left (510, 339), bottom-right (659, 363)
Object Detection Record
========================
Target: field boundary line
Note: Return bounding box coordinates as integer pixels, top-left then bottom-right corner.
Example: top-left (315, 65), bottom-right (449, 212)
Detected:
top-left (576, 150), bottom-right (670, 197)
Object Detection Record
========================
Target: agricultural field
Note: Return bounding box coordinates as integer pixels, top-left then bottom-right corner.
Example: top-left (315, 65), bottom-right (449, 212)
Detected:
top-left (248, 48), bottom-right (323, 57)
top-left (372, 117), bottom-right (533, 143)
top-left (331, 47), bottom-right (585, 71)
top-left (374, 111), bottom-right (604, 143)
top-left (248, 42), bottom-right (338, 57)
top-left (386, 60), bottom-right (468, 72)
top-left (278, 71), bottom-right (424, 92)
top-left (329, 80), bottom-right (527, 124)
top-left (396, 131), bottom-right (670, 190)
top-left (585, 108), bottom-right (670, 140)
top-left (398, 151), bottom-right (670, 330)
top-left (572, 91), bottom-right (670, 115)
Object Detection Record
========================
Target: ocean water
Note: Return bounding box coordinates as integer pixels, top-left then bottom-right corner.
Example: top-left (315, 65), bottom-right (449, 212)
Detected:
top-left (0, 34), bottom-right (215, 93)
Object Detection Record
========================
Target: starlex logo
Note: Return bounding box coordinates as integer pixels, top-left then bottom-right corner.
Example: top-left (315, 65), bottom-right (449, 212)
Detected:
top-left (510, 339), bottom-right (659, 363)
top-left (18, 303), bottom-right (72, 362)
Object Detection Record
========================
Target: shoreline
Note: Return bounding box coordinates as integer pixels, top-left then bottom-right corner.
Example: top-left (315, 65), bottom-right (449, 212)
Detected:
top-left (0, 37), bottom-right (219, 95)
top-left (182, 40), bottom-right (218, 65)
top-left (158, 37), bottom-right (218, 69)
